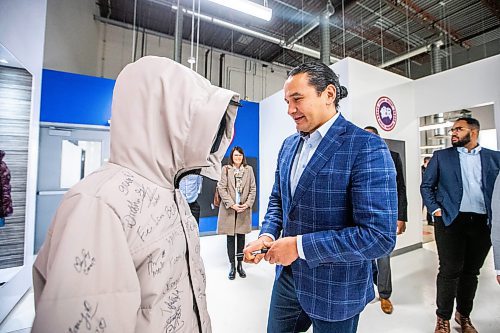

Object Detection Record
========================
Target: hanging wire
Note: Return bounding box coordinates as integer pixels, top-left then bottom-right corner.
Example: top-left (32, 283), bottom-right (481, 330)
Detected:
top-left (442, 3), bottom-right (450, 70)
top-left (448, 8), bottom-right (453, 69)
top-left (231, 30), bottom-right (234, 57)
top-left (131, 0), bottom-right (138, 62)
top-left (379, 0), bottom-right (384, 64)
top-left (406, 0), bottom-right (411, 78)
top-left (301, 0), bottom-right (305, 63)
top-left (361, 11), bottom-right (364, 62)
top-left (195, 0), bottom-right (201, 72)
top-left (342, 0), bottom-right (346, 58)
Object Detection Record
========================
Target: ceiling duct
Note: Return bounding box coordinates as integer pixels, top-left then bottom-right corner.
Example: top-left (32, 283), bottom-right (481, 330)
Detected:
top-left (431, 41), bottom-right (444, 74)
top-left (319, 1), bottom-right (334, 65)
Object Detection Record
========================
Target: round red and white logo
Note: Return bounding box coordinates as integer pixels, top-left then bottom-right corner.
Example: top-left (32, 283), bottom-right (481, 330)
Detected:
top-left (375, 96), bottom-right (397, 131)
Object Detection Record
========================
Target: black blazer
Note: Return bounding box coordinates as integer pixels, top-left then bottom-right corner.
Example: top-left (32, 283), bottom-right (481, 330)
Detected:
top-left (390, 151), bottom-right (408, 221)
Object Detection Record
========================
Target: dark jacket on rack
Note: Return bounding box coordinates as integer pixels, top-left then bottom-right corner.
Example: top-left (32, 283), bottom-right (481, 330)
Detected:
top-left (0, 150), bottom-right (13, 218)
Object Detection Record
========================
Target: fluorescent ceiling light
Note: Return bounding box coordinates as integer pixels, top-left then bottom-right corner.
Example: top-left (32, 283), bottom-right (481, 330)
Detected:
top-left (208, 0), bottom-right (272, 21)
top-left (418, 121), bottom-right (454, 131)
top-left (420, 145), bottom-right (445, 149)
top-left (0, 59), bottom-right (8, 64)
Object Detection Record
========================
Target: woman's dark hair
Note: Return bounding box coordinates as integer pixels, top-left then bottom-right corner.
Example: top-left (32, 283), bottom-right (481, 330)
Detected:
top-left (229, 146), bottom-right (247, 166)
top-left (288, 61), bottom-right (348, 107)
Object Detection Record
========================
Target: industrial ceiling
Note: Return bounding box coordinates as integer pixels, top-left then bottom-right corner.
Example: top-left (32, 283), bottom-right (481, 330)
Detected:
top-left (96, 0), bottom-right (500, 77)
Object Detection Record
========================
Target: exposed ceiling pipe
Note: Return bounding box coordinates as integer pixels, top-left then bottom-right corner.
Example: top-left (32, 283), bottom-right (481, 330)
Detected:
top-left (219, 54), bottom-right (225, 87)
top-left (131, 0), bottom-right (138, 62)
top-left (204, 49), bottom-right (210, 78)
top-left (319, 13), bottom-right (331, 65)
top-left (173, 0), bottom-right (183, 63)
top-left (378, 40), bottom-right (444, 69)
top-left (319, 1), bottom-right (334, 65)
top-left (378, 45), bottom-right (429, 69)
top-left (172, 5), bottom-right (340, 63)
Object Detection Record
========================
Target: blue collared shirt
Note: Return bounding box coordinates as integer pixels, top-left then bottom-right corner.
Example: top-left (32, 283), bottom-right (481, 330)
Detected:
top-left (457, 146), bottom-right (486, 214)
top-left (290, 112), bottom-right (340, 197)
top-left (179, 174), bottom-right (203, 203)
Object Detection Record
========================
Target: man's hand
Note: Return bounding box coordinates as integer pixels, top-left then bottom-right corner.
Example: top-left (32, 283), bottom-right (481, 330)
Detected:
top-left (434, 210), bottom-right (442, 217)
top-left (243, 236), bottom-right (272, 264)
top-left (396, 220), bottom-right (406, 235)
top-left (497, 274), bottom-right (500, 285)
top-left (264, 236), bottom-right (299, 266)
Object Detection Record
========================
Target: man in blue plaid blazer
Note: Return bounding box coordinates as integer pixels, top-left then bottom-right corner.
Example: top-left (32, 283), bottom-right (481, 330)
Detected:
top-left (244, 62), bottom-right (397, 333)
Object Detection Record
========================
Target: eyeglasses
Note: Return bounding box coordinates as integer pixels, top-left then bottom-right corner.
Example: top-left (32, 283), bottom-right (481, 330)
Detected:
top-left (447, 127), bottom-right (471, 135)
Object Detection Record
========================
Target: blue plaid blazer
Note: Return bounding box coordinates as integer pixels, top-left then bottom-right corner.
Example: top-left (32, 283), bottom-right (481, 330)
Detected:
top-left (260, 114), bottom-right (397, 321)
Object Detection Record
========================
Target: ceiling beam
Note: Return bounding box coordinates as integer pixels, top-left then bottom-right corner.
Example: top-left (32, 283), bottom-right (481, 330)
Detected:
top-left (481, 0), bottom-right (500, 20)
top-left (458, 23), bottom-right (500, 44)
top-left (385, 0), bottom-right (470, 49)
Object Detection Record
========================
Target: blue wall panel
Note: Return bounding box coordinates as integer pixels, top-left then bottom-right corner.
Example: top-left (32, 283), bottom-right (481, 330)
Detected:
top-left (40, 69), bottom-right (114, 126)
top-left (40, 69), bottom-right (260, 234)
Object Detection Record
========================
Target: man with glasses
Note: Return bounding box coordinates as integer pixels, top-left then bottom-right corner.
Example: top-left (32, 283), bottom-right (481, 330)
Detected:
top-left (421, 117), bottom-right (500, 333)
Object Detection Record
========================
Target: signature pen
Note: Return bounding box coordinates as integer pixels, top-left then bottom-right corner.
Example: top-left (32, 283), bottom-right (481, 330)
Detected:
top-left (235, 248), bottom-right (268, 259)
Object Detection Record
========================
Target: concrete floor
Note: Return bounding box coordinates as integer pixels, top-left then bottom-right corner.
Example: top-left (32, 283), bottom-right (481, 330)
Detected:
top-left (1, 230), bottom-right (499, 333)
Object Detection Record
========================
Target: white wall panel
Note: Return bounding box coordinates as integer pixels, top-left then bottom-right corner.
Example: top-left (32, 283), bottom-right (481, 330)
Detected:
top-left (0, 0), bottom-right (47, 322)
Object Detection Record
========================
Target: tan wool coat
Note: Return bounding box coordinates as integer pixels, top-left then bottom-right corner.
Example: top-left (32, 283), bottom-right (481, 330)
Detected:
top-left (216, 165), bottom-right (256, 235)
top-left (32, 56), bottom-right (239, 333)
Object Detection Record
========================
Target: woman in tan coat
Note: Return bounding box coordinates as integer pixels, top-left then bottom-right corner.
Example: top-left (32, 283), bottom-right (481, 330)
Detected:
top-left (217, 146), bottom-right (256, 280)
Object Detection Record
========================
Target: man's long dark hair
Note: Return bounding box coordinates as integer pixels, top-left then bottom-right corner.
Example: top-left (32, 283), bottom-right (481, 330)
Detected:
top-left (288, 62), bottom-right (348, 107)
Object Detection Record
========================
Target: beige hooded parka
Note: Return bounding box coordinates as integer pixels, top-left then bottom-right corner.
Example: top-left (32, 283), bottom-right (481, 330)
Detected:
top-left (32, 56), bottom-right (238, 332)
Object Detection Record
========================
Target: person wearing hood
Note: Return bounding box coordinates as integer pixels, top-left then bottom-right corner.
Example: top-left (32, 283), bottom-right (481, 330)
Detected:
top-left (0, 150), bottom-right (13, 227)
top-left (32, 56), bottom-right (239, 332)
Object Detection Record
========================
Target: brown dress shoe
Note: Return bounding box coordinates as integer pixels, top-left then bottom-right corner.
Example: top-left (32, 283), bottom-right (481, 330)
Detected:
top-left (380, 298), bottom-right (393, 314)
top-left (454, 311), bottom-right (478, 333)
top-left (435, 317), bottom-right (450, 333)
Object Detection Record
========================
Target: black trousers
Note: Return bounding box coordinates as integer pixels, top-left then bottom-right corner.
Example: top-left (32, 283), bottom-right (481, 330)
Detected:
top-left (434, 212), bottom-right (491, 320)
top-left (227, 234), bottom-right (245, 264)
top-left (188, 200), bottom-right (200, 224)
